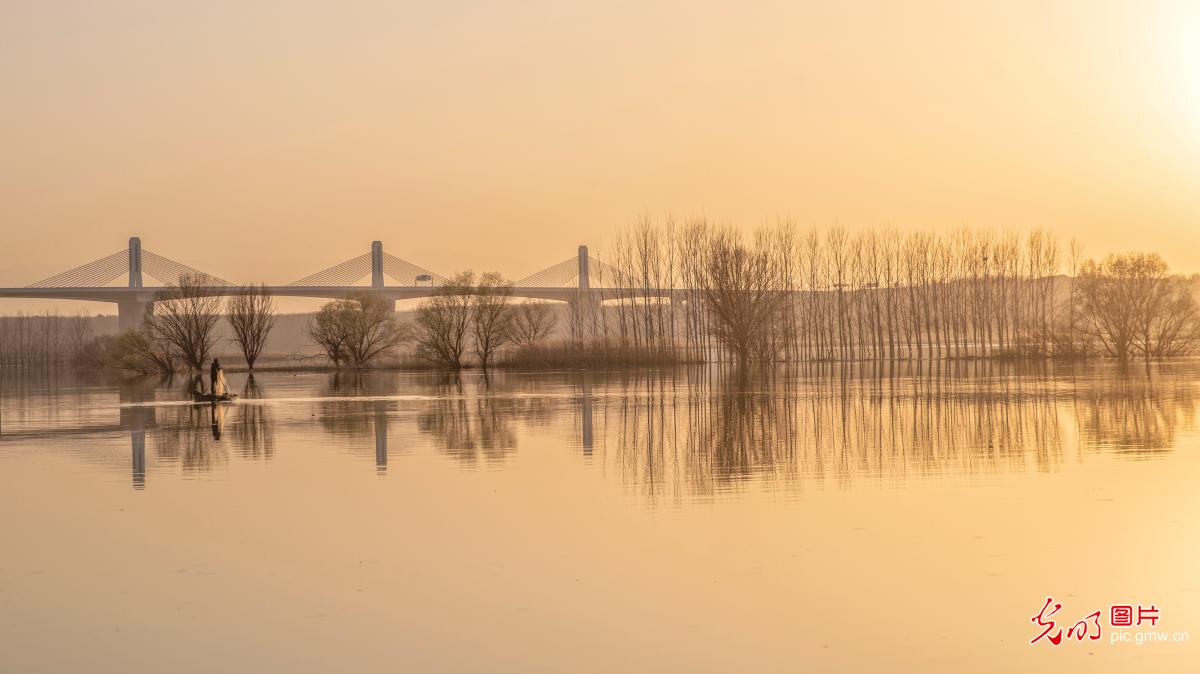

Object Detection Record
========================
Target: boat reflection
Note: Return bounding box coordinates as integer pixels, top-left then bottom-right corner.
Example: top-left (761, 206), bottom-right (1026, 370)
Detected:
top-left (1, 362), bottom-right (1197, 494)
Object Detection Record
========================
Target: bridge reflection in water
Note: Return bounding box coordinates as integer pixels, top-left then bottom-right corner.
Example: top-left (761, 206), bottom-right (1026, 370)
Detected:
top-left (122, 382), bottom-right (154, 490)
top-left (1, 363), bottom-right (1196, 495)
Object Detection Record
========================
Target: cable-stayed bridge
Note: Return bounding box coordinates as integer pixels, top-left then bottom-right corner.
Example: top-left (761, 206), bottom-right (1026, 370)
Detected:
top-left (0, 237), bottom-right (663, 331)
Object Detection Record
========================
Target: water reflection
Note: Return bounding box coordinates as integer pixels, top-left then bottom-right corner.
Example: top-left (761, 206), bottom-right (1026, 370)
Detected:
top-left (119, 378), bottom-right (156, 490)
top-left (1073, 368), bottom-right (1198, 454)
top-left (587, 363), bottom-right (1200, 498)
top-left (2, 363), bottom-right (1198, 495)
top-left (152, 404), bottom-right (229, 474)
top-left (233, 376), bottom-right (274, 460)
top-left (318, 372), bottom-right (399, 473)
top-left (416, 375), bottom-right (518, 465)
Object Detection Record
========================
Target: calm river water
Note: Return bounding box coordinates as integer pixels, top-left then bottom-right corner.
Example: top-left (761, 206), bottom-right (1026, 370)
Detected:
top-left (1, 362), bottom-right (1197, 673)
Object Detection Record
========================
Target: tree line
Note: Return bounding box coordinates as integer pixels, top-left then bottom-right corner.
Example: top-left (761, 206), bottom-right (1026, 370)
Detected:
top-left (2, 220), bottom-right (1197, 373)
top-left (0, 276), bottom-right (283, 375)
top-left (0, 311), bottom-right (95, 370)
top-left (570, 218), bottom-right (1200, 364)
top-left (305, 272), bottom-right (557, 371)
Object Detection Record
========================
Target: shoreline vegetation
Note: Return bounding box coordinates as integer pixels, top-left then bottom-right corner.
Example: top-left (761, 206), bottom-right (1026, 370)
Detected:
top-left (3, 219), bottom-right (1199, 377)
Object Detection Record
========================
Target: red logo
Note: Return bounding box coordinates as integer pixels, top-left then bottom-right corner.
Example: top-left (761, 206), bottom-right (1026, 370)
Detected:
top-left (1031, 597), bottom-right (1163, 646)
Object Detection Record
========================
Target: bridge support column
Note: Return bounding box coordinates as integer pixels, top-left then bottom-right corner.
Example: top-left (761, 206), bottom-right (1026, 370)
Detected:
top-left (571, 246), bottom-right (601, 342)
top-left (118, 299), bottom-right (147, 332)
top-left (577, 245), bottom-right (589, 291)
top-left (371, 241), bottom-right (384, 288)
top-left (370, 241), bottom-right (397, 313)
top-left (128, 237), bottom-right (143, 288)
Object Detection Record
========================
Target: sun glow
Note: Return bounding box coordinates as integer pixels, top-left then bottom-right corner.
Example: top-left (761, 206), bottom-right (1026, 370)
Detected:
top-left (1173, 13), bottom-right (1200, 135)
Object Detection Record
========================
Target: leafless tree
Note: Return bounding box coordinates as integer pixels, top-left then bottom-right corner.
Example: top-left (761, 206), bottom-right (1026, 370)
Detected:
top-left (227, 284), bottom-right (277, 370)
top-left (306, 292), bottom-right (407, 368)
top-left (345, 292), bottom-right (409, 367)
top-left (1073, 252), bottom-right (1199, 359)
top-left (471, 272), bottom-right (514, 370)
top-left (697, 227), bottom-right (786, 364)
top-left (509, 302), bottom-right (557, 349)
top-left (144, 273), bottom-right (223, 371)
top-left (111, 328), bottom-right (177, 374)
top-left (67, 310), bottom-right (93, 364)
top-left (415, 272), bottom-right (474, 370)
top-left (307, 300), bottom-right (351, 367)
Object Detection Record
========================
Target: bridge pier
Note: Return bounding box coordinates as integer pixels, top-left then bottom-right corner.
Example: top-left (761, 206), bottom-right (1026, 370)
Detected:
top-left (128, 237), bottom-right (143, 288)
top-left (117, 299), bottom-right (147, 332)
top-left (570, 246), bottom-right (600, 341)
top-left (578, 245), bottom-right (589, 291)
top-left (370, 241), bottom-right (399, 313)
top-left (371, 241), bottom-right (384, 288)
top-left (118, 237), bottom-right (148, 332)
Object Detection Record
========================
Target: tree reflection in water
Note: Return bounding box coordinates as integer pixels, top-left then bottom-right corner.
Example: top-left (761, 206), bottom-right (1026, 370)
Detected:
top-left (1072, 363), bottom-right (1198, 454)
top-left (417, 374), bottom-right (518, 465)
top-left (120, 361), bottom-right (1200, 489)
top-left (317, 371), bottom-right (401, 471)
top-left (592, 361), bottom-right (1200, 499)
top-left (152, 403), bottom-right (229, 473)
top-left (233, 374), bottom-right (275, 460)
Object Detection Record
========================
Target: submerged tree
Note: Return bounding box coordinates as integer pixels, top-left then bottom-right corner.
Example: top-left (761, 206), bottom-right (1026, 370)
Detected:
top-left (111, 328), bottom-right (177, 375)
top-left (227, 284), bottom-right (277, 370)
top-left (307, 301), bottom-right (351, 367)
top-left (144, 273), bottom-right (223, 371)
top-left (414, 272), bottom-right (474, 370)
top-left (343, 292), bottom-right (409, 367)
top-left (697, 228), bottom-right (787, 364)
top-left (1076, 253), bottom-right (1200, 359)
top-left (306, 292), bottom-right (407, 368)
top-left (471, 272), bottom-right (514, 370)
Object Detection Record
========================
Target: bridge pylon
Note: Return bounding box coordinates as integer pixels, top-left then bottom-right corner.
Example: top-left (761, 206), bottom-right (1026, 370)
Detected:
top-left (128, 237), bottom-right (143, 288)
top-left (370, 241), bottom-right (397, 312)
top-left (119, 236), bottom-right (147, 331)
top-left (117, 299), bottom-right (147, 333)
top-left (371, 241), bottom-right (384, 289)
top-left (577, 245), bottom-right (589, 292)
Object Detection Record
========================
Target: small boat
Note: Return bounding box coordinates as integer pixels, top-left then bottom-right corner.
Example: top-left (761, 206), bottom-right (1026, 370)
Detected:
top-left (192, 392), bottom-right (238, 404)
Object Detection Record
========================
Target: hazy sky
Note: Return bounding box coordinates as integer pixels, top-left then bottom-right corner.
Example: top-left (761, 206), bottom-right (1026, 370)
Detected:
top-left (2, 1), bottom-right (1198, 311)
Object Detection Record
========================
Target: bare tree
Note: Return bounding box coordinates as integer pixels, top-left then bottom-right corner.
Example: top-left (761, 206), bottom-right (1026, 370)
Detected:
top-left (510, 302), bottom-right (557, 349)
top-left (343, 292), bottom-right (409, 367)
top-left (227, 285), bottom-right (277, 370)
top-left (307, 300), bottom-right (351, 367)
top-left (471, 272), bottom-right (514, 369)
top-left (111, 328), bottom-right (177, 374)
top-left (1073, 252), bottom-right (1199, 359)
top-left (144, 273), bottom-right (223, 371)
top-left (67, 310), bottom-right (93, 364)
top-left (697, 227), bottom-right (786, 364)
top-left (415, 272), bottom-right (474, 370)
top-left (306, 293), bottom-right (407, 368)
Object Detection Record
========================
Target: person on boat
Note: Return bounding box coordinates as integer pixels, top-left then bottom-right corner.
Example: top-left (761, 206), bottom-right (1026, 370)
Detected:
top-left (210, 358), bottom-right (223, 396)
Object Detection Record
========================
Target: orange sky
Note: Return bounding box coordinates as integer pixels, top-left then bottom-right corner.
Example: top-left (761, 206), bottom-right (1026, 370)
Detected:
top-left (1, 1), bottom-right (1198, 312)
